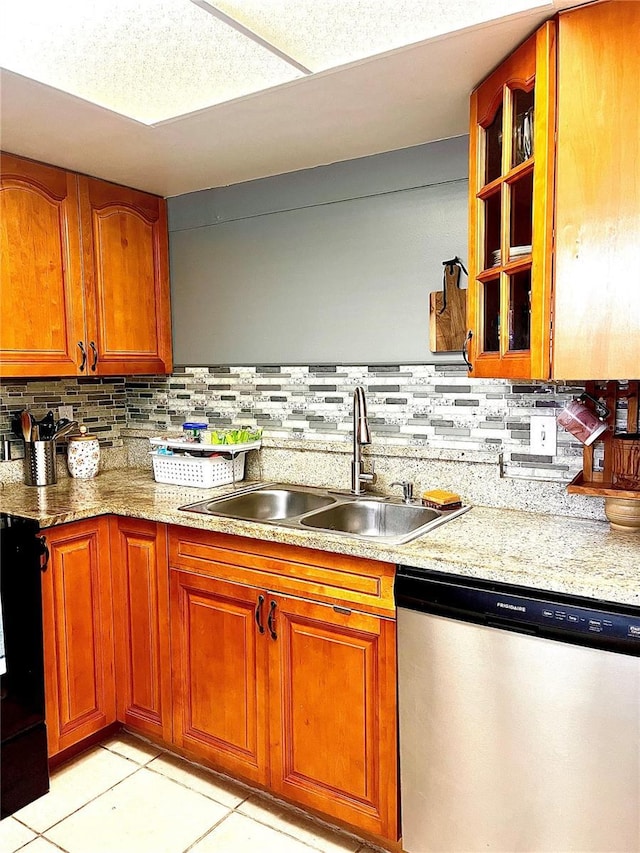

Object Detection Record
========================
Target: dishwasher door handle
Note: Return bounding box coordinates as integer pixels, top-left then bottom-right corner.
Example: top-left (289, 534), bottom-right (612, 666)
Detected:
top-left (486, 618), bottom-right (539, 636)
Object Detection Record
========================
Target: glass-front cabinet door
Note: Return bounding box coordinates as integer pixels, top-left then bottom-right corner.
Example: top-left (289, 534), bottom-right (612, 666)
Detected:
top-left (466, 21), bottom-right (556, 379)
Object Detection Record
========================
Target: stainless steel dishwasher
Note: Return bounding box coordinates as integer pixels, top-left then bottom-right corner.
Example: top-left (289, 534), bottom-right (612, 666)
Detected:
top-left (395, 567), bottom-right (640, 853)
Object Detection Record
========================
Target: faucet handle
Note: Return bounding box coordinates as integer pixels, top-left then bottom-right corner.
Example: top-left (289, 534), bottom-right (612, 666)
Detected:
top-left (390, 480), bottom-right (414, 503)
top-left (360, 460), bottom-right (376, 485)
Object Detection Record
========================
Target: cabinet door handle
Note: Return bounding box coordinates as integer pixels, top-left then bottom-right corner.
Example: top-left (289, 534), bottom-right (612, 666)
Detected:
top-left (255, 594), bottom-right (265, 634)
top-left (38, 536), bottom-right (49, 572)
top-left (77, 341), bottom-right (87, 372)
top-left (267, 600), bottom-right (277, 640)
top-left (462, 330), bottom-right (473, 371)
top-left (89, 341), bottom-right (98, 372)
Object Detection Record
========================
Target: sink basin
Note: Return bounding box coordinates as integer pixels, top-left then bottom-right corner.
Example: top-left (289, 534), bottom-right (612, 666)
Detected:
top-left (300, 501), bottom-right (440, 538)
top-left (180, 483), bottom-right (469, 544)
top-left (199, 488), bottom-right (336, 521)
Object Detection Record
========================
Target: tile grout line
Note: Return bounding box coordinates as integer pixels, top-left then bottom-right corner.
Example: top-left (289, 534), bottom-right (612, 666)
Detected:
top-left (97, 744), bottom-right (254, 853)
top-left (35, 835), bottom-right (70, 853)
top-left (6, 821), bottom-right (72, 853)
top-left (180, 809), bottom-right (236, 853)
top-left (16, 759), bottom-right (143, 839)
top-left (9, 736), bottom-right (372, 853)
top-left (142, 759), bottom-right (252, 810)
top-left (229, 797), bottom-right (363, 853)
top-left (125, 737), bottom-right (368, 853)
top-left (99, 742), bottom-right (163, 767)
top-left (180, 805), bottom-right (361, 853)
top-left (117, 741), bottom-right (364, 852)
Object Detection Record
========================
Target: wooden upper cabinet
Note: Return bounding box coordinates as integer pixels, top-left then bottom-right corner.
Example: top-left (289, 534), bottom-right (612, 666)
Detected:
top-left (467, 23), bottom-right (556, 380)
top-left (552, 1), bottom-right (640, 380)
top-left (0, 153), bottom-right (172, 377)
top-left (468, 2), bottom-right (640, 381)
top-left (0, 154), bottom-right (86, 376)
top-left (79, 177), bottom-right (172, 375)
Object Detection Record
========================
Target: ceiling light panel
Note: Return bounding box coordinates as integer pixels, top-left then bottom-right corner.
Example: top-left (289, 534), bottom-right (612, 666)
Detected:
top-left (0, 0), bottom-right (306, 124)
top-left (213, 0), bottom-right (551, 71)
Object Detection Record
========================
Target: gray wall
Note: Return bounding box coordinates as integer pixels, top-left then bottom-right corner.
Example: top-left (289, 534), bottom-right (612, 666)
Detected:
top-left (168, 136), bottom-right (469, 365)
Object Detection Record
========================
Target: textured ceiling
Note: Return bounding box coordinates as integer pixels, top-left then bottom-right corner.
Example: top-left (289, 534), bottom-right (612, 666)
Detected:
top-left (0, 0), bottom-right (588, 195)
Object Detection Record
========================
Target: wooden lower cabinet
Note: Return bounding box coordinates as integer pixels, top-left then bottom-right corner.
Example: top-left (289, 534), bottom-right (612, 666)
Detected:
top-left (169, 533), bottom-right (398, 842)
top-left (170, 570), bottom-right (270, 785)
top-left (111, 518), bottom-right (171, 742)
top-left (41, 518), bottom-right (116, 756)
top-left (268, 594), bottom-right (398, 839)
top-left (40, 518), bottom-right (398, 842)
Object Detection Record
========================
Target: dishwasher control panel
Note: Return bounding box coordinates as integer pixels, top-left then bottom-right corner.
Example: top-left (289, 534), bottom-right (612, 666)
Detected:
top-left (395, 566), bottom-right (640, 654)
top-left (501, 595), bottom-right (640, 643)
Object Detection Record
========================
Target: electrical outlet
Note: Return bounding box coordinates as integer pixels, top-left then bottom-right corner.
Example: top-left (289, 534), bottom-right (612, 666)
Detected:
top-left (58, 405), bottom-right (74, 422)
top-left (530, 415), bottom-right (557, 456)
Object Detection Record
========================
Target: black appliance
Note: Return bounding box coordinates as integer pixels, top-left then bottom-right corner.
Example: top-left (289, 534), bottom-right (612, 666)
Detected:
top-left (1, 514), bottom-right (50, 818)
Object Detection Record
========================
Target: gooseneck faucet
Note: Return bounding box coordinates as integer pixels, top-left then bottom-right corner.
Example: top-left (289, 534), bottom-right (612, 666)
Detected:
top-left (351, 386), bottom-right (375, 494)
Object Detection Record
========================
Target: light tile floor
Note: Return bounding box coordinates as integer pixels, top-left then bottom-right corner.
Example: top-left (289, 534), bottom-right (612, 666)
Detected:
top-left (1, 733), bottom-right (380, 853)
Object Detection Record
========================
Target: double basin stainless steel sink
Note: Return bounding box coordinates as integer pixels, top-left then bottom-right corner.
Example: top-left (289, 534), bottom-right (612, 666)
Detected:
top-left (180, 483), bottom-right (469, 545)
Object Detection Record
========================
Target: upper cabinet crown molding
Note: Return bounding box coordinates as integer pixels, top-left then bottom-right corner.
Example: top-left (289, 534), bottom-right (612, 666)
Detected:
top-left (466, 0), bottom-right (640, 381)
top-left (0, 152), bottom-right (172, 377)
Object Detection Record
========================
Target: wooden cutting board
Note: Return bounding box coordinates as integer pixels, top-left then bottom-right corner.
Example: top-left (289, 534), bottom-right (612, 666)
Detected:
top-left (429, 262), bottom-right (467, 352)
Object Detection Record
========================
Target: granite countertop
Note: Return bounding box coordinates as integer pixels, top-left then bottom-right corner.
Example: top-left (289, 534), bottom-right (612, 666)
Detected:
top-left (2, 469), bottom-right (638, 607)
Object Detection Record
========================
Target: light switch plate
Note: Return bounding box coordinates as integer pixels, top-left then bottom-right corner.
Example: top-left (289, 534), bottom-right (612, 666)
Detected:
top-left (58, 405), bottom-right (74, 422)
top-left (530, 415), bottom-right (557, 456)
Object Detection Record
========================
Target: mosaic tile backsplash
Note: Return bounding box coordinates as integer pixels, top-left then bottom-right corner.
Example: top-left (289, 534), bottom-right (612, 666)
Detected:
top-left (125, 364), bottom-right (589, 483)
top-left (0, 377), bottom-right (127, 461)
top-left (1, 364), bottom-right (606, 484)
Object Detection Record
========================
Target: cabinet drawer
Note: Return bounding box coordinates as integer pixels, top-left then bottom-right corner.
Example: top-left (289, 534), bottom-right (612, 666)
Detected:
top-left (169, 526), bottom-right (395, 617)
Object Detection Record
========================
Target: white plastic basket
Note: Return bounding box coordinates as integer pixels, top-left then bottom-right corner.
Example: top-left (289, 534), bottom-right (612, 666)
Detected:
top-left (150, 450), bottom-right (246, 488)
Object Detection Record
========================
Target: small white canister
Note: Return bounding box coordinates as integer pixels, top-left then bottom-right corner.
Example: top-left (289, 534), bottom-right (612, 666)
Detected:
top-left (67, 426), bottom-right (100, 479)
